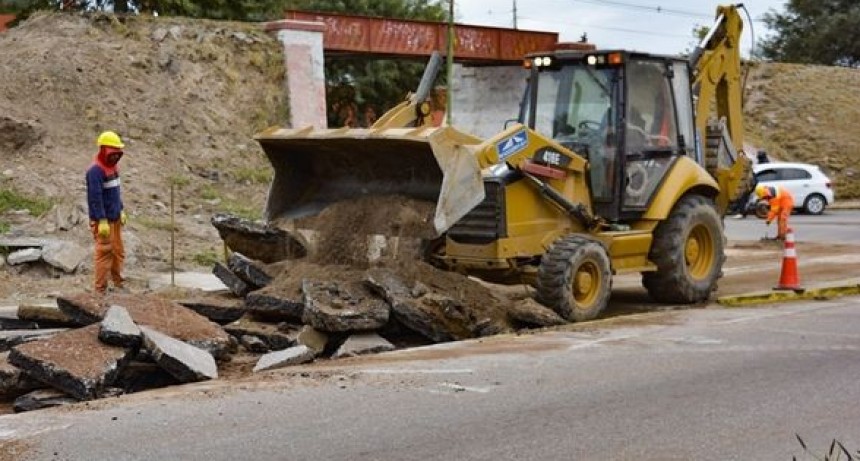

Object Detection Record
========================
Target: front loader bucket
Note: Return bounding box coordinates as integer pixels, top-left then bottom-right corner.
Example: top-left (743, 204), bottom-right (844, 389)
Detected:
top-left (255, 126), bottom-right (485, 237)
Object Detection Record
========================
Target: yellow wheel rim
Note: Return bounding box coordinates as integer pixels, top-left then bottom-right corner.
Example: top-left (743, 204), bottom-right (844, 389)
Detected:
top-left (573, 260), bottom-right (601, 308)
top-left (685, 224), bottom-right (714, 280)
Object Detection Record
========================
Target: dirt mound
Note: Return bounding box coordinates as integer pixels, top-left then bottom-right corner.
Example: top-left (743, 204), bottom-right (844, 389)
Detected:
top-left (0, 12), bottom-right (285, 278)
top-left (293, 196), bottom-right (435, 267)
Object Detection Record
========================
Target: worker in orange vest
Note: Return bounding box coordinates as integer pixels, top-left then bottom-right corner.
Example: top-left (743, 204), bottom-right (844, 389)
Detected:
top-left (755, 184), bottom-right (794, 240)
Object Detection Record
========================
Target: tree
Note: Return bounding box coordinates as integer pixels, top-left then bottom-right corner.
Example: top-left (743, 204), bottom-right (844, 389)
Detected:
top-left (760, 0), bottom-right (860, 67)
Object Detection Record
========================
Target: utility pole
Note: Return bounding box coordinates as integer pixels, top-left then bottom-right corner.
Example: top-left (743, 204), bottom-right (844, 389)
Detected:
top-left (513, 0), bottom-right (518, 29)
top-left (446, 0), bottom-right (454, 126)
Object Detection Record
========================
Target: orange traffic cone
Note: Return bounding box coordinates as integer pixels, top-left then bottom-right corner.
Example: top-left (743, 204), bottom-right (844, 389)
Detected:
top-left (774, 227), bottom-right (803, 292)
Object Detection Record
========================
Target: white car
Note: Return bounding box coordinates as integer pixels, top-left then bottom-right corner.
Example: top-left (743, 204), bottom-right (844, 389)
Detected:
top-left (750, 162), bottom-right (835, 215)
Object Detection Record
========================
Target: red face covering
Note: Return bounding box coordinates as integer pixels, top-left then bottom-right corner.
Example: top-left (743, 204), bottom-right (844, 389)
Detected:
top-left (95, 146), bottom-right (123, 176)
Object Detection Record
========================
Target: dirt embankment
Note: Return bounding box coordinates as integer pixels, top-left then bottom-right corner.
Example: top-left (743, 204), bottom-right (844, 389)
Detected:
top-left (0, 12), bottom-right (286, 285)
top-left (743, 62), bottom-right (860, 197)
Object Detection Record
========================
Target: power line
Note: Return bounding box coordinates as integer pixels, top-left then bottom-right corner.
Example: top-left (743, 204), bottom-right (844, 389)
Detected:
top-left (573, 0), bottom-right (711, 19)
top-left (518, 15), bottom-right (690, 38)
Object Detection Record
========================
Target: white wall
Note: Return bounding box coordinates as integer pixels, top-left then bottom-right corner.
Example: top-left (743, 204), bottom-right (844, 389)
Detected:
top-left (449, 64), bottom-right (529, 139)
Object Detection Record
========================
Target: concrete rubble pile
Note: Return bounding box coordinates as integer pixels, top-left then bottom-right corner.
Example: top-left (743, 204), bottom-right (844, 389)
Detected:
top-left (0, 235), bottom-right (89, 274)
top-left (0, 293), bottom-right (236, 412)
top-left (206, 214), bottom-right (569, 357)
top-left (0, 214), bottom-right (567, 413)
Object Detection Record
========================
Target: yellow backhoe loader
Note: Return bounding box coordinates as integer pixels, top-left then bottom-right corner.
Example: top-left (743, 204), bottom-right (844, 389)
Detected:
top-left (255, 4), bottom-right (752, 322)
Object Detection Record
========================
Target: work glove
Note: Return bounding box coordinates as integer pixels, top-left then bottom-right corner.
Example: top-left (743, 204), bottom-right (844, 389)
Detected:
top-left (97, 219), bottom-right (110, 238)
top-left (120, 210), bottom-right (128, 226)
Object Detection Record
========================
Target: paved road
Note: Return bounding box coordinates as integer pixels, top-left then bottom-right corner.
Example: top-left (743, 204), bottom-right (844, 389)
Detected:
top-left (724, 209), bottom-right (860, 244)
top-left (4, 297), bottom-right (859, 460)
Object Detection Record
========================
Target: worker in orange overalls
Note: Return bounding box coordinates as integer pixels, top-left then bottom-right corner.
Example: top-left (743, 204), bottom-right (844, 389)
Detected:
top-left (755, 184), bottom-right (794, 240)
top-left (85, 131), bottom-right (128, 294)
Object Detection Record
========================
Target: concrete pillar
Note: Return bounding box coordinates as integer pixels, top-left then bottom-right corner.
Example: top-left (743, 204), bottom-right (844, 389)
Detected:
top-left (450, 64), bottom-right (529, 139)
top-left (264, 20), bottom-right (327, 129)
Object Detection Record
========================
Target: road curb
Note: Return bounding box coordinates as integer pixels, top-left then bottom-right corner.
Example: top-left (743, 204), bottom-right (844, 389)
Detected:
top-left (717, 284), bottom-right (860, 307)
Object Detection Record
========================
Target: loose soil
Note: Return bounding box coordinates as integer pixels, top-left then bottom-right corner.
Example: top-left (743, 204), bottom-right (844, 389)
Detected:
top-left (293, 195), bottom-right (435, 267)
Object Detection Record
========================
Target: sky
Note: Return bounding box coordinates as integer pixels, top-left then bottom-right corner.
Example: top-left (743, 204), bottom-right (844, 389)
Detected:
top-left (456, 0), bottom-right (788, 57)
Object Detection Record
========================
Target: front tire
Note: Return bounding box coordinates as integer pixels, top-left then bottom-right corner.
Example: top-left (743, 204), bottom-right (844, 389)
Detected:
top-left (803, 193), bottom-right (826, 215)
top-left (536, 236), bottom-right (612, 322)
top-left (643, 195), bottom-right (724, 304)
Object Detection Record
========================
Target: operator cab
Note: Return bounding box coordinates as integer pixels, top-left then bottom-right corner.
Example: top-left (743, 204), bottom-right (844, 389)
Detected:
top-left (519, 50), bottom-right (698, 223)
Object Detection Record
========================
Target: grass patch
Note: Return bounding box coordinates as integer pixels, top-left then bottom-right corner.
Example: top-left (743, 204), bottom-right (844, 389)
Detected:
top-left (0, 189), bottom-right (53, 216)
top-left (218, 199), bottom-right (262, 221)
top-left (0, 189), bottom-right (54, 234)
top-left (191, 248), bottom-right (221, 267)
top-left (169, 174), bottom-right (191, 189)
top-left (199, 184), bottom-right (220, 200)
top-left (135, 216), bottom-right (179, 232)
top-left (233, 167), bottom-right (271, 185)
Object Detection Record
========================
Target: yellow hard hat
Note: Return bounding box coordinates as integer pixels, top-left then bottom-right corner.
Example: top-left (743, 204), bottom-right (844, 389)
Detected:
top-left (97, 131), bottom-right (125, 149)
top-left (755, 184), bottom-right (773, 199)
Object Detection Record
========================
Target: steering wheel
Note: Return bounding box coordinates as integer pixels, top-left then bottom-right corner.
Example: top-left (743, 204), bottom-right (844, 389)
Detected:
top-left (578, 120), bottom-right (602, 132)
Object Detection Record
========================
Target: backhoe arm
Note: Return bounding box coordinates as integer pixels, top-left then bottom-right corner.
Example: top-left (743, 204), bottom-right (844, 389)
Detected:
top-left (690, 4), bottom-right (744, 150)
top-left (689, 4), bottom-right (752, 213)
top-left (370, 52), bottom-right (442, 129)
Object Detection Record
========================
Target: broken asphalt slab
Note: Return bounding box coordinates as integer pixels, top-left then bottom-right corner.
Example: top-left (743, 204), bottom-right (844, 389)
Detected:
top-left (301, 279), bottom-right (389, 332)
top-left (333, 333), bottom-right (395, 359)
top-left (147, 272), bottom-right (228, 292)
top-left (17, 299), bottom-right (78, 327)
top-left (99, 306), bottom-right (141, 348)
top-left (289, 325), bottom-right (328, 354)
top-left (0, 329), bottom-right (66, 352)
top-left (213, 262), bottom-right (251, 297)
top-left (366, 269), bottom-right (470, 343)
top-left (13, 388), bottom-right (77, 413)
top-left (0, 352), bottom-right (41, 396)
top-left (140, 326), bottom-right (217, 383)
top-left (178, 294), bottom-right (247, 324)
top-left (9, 324), bottom-right (136, 400)
top-left (223, 314), bottom-right (296, 351)
top-left (252, 345), bottom-right (315, 373)
top-left (227, 252), bottom-right (272, 289)
top-left (506, 298), bottom-right (568, 328)
top-left (245, 288), bottom-right (305, 320)
top-left (57, 293), bottom-right (235, 359)
top-left (211, 213), bottom-right (307, 263)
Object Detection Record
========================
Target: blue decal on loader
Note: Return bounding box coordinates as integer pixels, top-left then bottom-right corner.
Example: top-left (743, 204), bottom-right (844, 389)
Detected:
top-left (497, 130), bottom-right (528, 161)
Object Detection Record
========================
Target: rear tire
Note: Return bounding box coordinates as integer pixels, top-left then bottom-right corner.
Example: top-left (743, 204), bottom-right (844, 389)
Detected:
top-left (803, 193), bottom-right (826, 215)
top-left (536, 236), bottom-right (612, 322)
top-left (642, 195), bottom-right (724, 304)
